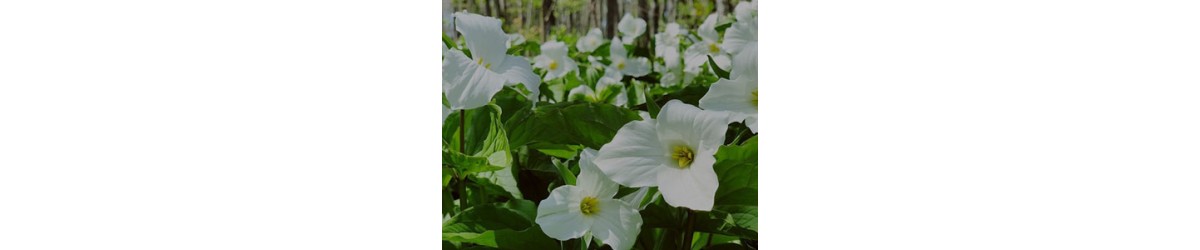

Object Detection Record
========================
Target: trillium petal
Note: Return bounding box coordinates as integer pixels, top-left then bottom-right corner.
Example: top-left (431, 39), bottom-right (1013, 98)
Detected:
top-left (453, 12), bottom-right (507, 68)
top-left (589, 199), bottom-right (643, 250)
top-left (532, 55), bottom-right (552, 69)
top-left (722, 22), bottom-right (758, 54)
top-left (536, 185), bottom-right (590, 240)
top-left (621, 57), bottom-right (651, 77)
top-left (577, 28), bottom-right (603, 53)
top-left (745, 115), bottom-right (758, 133)
top-left (609, 37), bottom-right (627, 60)
top-left (442, 50), bottom-right (505, 110)
top-left (734, 1), bottom-right (758, 23)
top-left (493, 55), bottom-right (541, 99)
top-left (595, 119), bottom-right (666, 187)
top-left (441, 103), bottom-right (450, 124)
top-left (699, 77), bottom-right (757, 115)
top-left (728, 43), bottom-right (758, 81)
top-left (656, 100), bottom-right (732, 150)
top-left (656, 151), bottom-right (718, 211)
top-left (577, 148), bottom-right (620, 199)
top-left (541, 41), bottom-right (569, 58)
top-left (617, 14), bottom-right (646, 44)
top-left (698, 14), bottom-right (720, 42)
top-left (568, 84), bottom-right (595, 102)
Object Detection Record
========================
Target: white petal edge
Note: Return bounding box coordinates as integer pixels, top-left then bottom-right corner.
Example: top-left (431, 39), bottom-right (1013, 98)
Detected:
top-left (588, 199), bottom-right (643, 250)
top-left (536, 185), bottom-right (590, 240)
top-left (655, 151), bottom-right (718, 211)
top-left (442, 50), bottom-right (505, 110)
top-left (594, 119), bottom-right (666, 187)
top-left (577, 148), bottom-right (620, 199)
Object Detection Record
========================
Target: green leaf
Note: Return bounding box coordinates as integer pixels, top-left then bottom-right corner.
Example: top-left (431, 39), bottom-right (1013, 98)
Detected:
top-left (443, 204), bottom-right (532, 234)
top-left (443, 150), bottom-right (504, 175)
top-left (713, 136), bottom-right (757, 207)
top-left (494, 224), bottom-right (559, 249)
top-left (553, 157), bottom-right (576, 186)
top-left (443, 104), bottom-right (520, 198)
top-left (529, 142), bottom-right (583, 159)
top-left (707, 55), bottom-right (731, 79)
top-left (442, 33), bottom-right (457, 50)
top-left (505, 102), bottom-right (640, 149)
top-left (645, 84), bottom-right (661, 119)
top-left (443, 231), bottom-right (497, 248)
top-left (715, 22), bottom-right (734, 33)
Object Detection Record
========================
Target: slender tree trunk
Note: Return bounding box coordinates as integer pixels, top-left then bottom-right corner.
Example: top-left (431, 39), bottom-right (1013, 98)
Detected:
top-left (639, 0), bottom-right (650, 44)
top-left (494, 0), bottom-right (506, 22)
top-left (605, 0), bottom-right (618, 38)
top-left (484, 0), bottom-right (493, 17)
top-left (542, 0), bottom-right (554, 41)
top-left (652, 0), bottom-right (661, 35)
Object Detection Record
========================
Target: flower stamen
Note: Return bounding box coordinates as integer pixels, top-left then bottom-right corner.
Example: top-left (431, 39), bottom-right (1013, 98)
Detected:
top-left (548, 60), bottom-right (558, 70)
top-left (751, 89), bottom-right (758, 107)
top-left (579, 196), bottom-right (600, 216)
top-left (708, 43), bottom-right (720, 53)
top-left (671, 145), bottom-right (695, 168)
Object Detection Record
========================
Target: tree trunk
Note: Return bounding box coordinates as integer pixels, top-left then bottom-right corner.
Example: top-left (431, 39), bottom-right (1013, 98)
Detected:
top-left (605, 0), bottom-right (618, 38)
top-left (652, 0), bottom-right (661, 35)
top-left (494, 0), bottom-right (506, 22)
top-left (542, 0), bottom-right (554, 41)
top-left (484, 0), bottom-right (493, 17)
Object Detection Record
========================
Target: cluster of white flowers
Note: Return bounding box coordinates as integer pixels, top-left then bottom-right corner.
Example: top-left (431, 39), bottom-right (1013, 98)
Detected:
top-left (442, 2), bottom-right (757, 248)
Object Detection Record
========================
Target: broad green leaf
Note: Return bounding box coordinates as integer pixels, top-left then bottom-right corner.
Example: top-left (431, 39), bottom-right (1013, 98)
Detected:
top-left (443, 204), bottom-right (532, 234)
top-left (505, 102), bottom-right (640, 149)
top-left (713, 136), bottom-right (757, 206)
top-left (443, 104), bottom-right (520, 198)
top-left (529, 142), bottom-right (583, 159)
top-left (494, 225), bottom-right (559, 250)
top-left (443, 150), bottom-right (504, 175)
top-left (442, 231), bottom-right (497, 248)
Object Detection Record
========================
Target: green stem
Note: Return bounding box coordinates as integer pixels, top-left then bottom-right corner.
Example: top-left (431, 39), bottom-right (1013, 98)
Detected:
top-left (681, 209), bottom-right (696, 250)
top-left (459, 109), bottom-right (466, 153)
top-left (457, 109), bottom-right (468, 211)
top-left (455, 173), bottom-right (467, 213)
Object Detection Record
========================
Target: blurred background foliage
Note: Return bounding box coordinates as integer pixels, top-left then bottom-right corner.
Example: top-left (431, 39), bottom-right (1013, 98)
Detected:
top-left (442, 0), bottom-right (749, 44)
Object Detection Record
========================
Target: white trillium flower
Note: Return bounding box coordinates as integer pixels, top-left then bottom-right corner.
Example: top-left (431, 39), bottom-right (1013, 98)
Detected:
top-left (506, 33), bottom-right (526, 49)
top-left (700, 43), bottom-right (758, 133)
top-left (533, 40), bottom-right (578, 81)
top-left (608, 37), bottom-right (650, 77)
top-left (442, 12), bottom-right (541, 110)
top-left (576, 28), bottom-right (605, 53)
top-left (723, 2), bottom-right (758, 55)
top-left (684, 14), bottom-right (731, 74)
top-left (617, 13), bottom-right (647, 45)
top-left (654, 23), bottom-right (683, 58)
top-left (536, 149), bottom-right (643, 250)
top-left (594, 100), bottom-right (731, 211)
top-left (569, 70), bottom-right (628, 106)
top-left (734, 0), bottom-right (758, 24)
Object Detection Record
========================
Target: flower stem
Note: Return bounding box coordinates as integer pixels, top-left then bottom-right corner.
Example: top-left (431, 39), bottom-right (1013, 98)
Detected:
top-left (457, 109), bottom-right (468, 211)
top-left (681, 209), bottom-right (696, 250)
top-left (459, 109), bottom-right (466, 153)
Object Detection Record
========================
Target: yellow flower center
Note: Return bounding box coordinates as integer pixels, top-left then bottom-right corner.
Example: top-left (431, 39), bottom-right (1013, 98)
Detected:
top-left (579, 196), bottom-right (600, 216)
top-left (616, 61), bottom-right (626, 70)
top-left (708, 43), bottom-right (720, 53)
top-left (548, 60), bottom-right (558, 70)
top-left (751, 88), bottom-right (758, 107)
top-left (671, 145), bottom-right (695, 168)
top-left (476, 57), bottom-right (491, 69)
